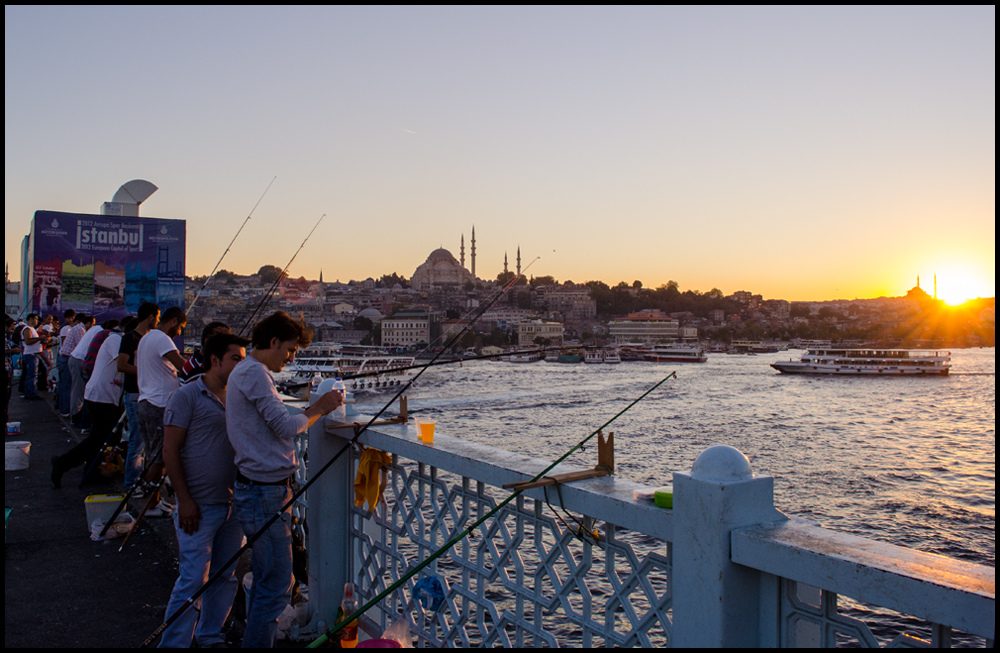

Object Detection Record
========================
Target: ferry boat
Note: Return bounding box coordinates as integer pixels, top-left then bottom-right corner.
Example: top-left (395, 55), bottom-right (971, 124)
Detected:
top-left (584, 348), bottom-right (622, 364)
top-left (275, 342), bottom-right (417, 393)
top-left (643, 344), bottom-right (708, 363)
top-left (771, 348), bottom-right (951, 376)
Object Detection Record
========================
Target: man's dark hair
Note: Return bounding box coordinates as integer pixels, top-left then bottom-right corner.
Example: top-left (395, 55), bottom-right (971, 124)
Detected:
top-left (137, 302), bottom-right (159, 322)
top-left (26, 313), bottom-right (39, 321)
top-left (161, 307), bottom-right (187, 325)
top-left (63, 309), bottom-right (77, 320)
top-left (78, 314), bottom-right (95, 326)
top-left (100, 319), bottom-right (121, 330)
top-left (203, 333), bottom-right (251, 370)
top-left (251, 311), bottom-right (312, 350)
top-left (201, 321), bottom-right (231, 348)
top-left (120, 316), bottom-right (138, 333)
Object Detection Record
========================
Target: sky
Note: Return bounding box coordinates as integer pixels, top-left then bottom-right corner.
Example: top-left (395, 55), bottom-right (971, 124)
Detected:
top-left (4, 6), bottom-right (995, 302)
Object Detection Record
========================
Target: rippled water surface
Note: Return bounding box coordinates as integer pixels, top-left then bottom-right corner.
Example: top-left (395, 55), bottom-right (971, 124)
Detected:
top-left (356, 348), bottom-right (995, 566)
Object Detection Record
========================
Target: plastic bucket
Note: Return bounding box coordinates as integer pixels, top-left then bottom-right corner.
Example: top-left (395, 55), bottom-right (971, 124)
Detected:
top-left (5, 441), bottom-right (31, 471)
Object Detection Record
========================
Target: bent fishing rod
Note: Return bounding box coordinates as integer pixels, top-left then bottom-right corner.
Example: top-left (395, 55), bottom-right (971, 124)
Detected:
top-left (187, 176), bottom-right (277, 314)
top-left (140, 258), bottom-right (539, 647)
top-left (238, 213), bottom-right (326, 337)
top-left (307, 369), bottom-right (679, 648)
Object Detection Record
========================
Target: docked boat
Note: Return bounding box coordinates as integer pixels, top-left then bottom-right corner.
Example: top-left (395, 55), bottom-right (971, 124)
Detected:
top-left (275, 342), bottom-right (417, 393)
top-left (643, 344), bottom-right (707, 363)
top-left (771, 348), bottom-right (951, 376)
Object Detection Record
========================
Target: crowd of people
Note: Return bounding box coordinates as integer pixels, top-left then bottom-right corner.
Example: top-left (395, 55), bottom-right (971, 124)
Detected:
top-left (6, 308), bottom-right (343, 648)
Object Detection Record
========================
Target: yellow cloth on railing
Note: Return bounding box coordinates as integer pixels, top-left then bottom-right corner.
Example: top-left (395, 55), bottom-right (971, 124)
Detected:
top-left (354, 447), bottom-right (392, 512)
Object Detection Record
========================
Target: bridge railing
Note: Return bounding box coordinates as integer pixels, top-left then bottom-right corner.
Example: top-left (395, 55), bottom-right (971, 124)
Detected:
top-left (299, 413), bottom-right (994, 647)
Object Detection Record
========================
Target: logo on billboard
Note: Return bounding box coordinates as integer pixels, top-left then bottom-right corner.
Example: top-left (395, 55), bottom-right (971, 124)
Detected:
top-left (76, 219), bottom-right (144, 252)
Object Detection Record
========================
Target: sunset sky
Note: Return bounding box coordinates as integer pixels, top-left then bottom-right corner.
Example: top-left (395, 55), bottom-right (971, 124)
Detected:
top-left (4, 6), bottom-right (995, 302)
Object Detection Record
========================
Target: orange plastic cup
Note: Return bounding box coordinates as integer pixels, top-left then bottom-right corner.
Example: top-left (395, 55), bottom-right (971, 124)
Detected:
top-left (418, 420), bottom-right (435, 444)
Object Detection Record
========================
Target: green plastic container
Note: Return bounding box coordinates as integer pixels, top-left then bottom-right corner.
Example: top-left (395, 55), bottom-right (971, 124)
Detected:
top-left (653, 489), bottom-right (673, 509)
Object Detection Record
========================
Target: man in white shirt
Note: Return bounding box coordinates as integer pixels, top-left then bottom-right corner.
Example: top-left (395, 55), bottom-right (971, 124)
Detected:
top-left (68, 314), bottom-right (98, 425)
top-left (51, 318), bottom-right (132, 488)
top-left (137, 306), bottom-right (187, 513)
top-left (19, 314), bottom-right (48, 401)
top-left (56, 309), bottom-right (78, 416)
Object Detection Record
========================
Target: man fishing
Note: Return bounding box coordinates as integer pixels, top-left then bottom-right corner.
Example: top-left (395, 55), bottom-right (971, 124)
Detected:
top-left (226, 311), bottom-right (342, 648)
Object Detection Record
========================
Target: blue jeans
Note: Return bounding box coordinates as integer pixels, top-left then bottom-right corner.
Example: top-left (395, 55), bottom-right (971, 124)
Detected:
top-left (122, 393), bottom-right (143, 488)
top-left (57, 354), bottom-right (72, 413)
top-left (233, 481), bottom-right (293, 648)
top-left (159, 502), bottom-right (245, 648)
top-left (22, 353), bottom-right (39, 399)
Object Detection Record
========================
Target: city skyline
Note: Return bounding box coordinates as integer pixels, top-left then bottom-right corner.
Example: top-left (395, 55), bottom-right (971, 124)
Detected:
top-left (5, 6), bottom-right (995, 303)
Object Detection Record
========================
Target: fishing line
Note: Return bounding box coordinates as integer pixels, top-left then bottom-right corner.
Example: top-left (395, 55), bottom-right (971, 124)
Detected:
top-left (306, 369), bottom-right (677, 648)
top-left (187, 176), bottom-right (277, 314)
top-left (238, 213), bottom-right (326, 337)
top-left (140, 258), bottom-right (539, 647)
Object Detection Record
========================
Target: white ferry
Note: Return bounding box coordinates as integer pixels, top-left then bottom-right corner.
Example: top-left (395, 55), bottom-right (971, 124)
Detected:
top-left (276, 342), bottom-right (417, 393)
top-left (643, 344), bottom-right (708, 363)
top-left (771, 348), bottom-right (951, 376)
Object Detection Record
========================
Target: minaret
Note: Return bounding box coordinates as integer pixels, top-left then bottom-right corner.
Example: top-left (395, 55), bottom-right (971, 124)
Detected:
top-left (504, 252), bottom-right (508, 274)
top-left (516, 246), bottom-right (521, 277)
top-left (934, 273), bottom-right (938, 300)
top-left (471, 226), bottom-right (477, 278)
top-left (916, 275), bottom-right (921, 290)
top-left (319, 269), bottom-right (324, 284)
top-left (460, 234), bottom-right (465, 269)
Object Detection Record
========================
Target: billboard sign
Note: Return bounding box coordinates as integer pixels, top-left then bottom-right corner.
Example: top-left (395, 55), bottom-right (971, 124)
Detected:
top-left (29, 210), bottom-right (186, 319)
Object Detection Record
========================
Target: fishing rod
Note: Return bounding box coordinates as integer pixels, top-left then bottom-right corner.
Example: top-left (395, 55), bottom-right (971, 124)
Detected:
top-left (306, 369), bottom-right (678, 648)
top-left (238, 213), bottom-right (326, 337)
top-left (140, 258), bottom-right (540, 647)
top-left (186, 176), bottom-right (277, 315)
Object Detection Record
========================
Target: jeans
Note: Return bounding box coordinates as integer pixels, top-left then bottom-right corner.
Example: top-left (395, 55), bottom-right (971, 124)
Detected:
top-left (233, 481), bottom-right (293, 648)
top-left (54, 400), bottom-right (123, 485)
top-left (22, 353), bottom-right (39, 398)
top-left (68, 356), bottom-right (87, 420)
top-left (159, 502), bottom-right (245, 648)
top-left (122, 393), bottom-right (143, 488)
top-left (57, 354), bottom-right (72, 414)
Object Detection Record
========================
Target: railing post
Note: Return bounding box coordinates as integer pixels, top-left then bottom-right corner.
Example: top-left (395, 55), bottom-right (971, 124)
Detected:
top-left (672, 444), bottom-right (787, 647)
top-left (305, 419), bottom-right (355, 633)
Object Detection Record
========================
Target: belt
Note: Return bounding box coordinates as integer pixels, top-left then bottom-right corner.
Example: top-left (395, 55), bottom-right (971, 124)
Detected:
top-left (236, 470), bottom-right (291, 486)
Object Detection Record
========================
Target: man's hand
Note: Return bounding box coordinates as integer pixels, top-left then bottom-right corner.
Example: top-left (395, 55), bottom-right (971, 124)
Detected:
top-left (313, 388), bottom-right (344, 415)
top-left (177, 497), bottom-right (201, 535)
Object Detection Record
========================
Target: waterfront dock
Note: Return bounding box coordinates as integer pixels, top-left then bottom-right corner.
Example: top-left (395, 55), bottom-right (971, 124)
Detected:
top-left (4, 391), bottom-right (177, 648)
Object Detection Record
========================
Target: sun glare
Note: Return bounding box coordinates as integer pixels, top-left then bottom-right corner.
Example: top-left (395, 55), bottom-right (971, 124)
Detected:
top-left (932, 267), bottom-right (993, 306)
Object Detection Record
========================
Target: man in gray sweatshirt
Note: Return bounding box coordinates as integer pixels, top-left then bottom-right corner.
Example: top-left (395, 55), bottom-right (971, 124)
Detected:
top-left (226, 311), bottom-right (342, 648)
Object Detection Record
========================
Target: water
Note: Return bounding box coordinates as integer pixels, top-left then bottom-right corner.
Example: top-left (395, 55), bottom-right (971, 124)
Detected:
top-left (356, 348), bottom-right (996, 565)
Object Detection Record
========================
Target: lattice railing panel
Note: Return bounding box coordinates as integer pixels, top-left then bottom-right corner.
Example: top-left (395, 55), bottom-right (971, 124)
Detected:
top-left (349, 455), bottom-right (673, 647)
top-left (778, 579), bottom-right (991, 648)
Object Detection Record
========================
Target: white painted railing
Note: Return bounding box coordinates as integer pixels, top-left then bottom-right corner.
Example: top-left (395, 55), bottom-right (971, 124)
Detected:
top-left (300, 413), bottom-right (995, 648)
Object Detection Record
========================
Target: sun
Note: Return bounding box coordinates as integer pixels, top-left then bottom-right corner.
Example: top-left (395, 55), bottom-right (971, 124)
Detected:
top-left (932, 267), bottom-right (993, 306)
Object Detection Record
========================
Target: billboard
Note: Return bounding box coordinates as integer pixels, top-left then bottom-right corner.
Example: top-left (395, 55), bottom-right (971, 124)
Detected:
top-left (28, 210), bottom-right (186, 319)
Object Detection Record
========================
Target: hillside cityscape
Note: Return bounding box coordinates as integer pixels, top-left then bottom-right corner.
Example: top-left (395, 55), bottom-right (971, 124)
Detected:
top-left (180, 246), bottom-right (995, 351)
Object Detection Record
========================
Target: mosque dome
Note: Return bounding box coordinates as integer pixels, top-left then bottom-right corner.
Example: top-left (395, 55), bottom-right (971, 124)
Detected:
top-left (412, 248), bottom-right (475, 290)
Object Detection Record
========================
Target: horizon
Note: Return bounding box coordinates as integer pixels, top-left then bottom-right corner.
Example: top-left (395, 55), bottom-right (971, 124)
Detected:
top-left (5, 6), bottom-right (995, 304)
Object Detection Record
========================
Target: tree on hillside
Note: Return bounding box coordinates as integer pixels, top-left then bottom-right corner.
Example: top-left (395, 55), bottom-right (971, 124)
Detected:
top-left (257, 265), bottom-right (283, 285)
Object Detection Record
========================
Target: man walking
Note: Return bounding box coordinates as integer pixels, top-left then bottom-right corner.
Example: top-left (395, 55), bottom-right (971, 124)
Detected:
top-left (56, 309), bottom-right (78, 416)
top-left (19, 314), bottom-right (48, 401)
top-left (159, 333), bottom-right (249, 648)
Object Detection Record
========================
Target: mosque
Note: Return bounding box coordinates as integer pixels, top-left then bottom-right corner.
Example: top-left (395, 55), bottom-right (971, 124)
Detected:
top-left (410, 227), bottom-right (522, 290)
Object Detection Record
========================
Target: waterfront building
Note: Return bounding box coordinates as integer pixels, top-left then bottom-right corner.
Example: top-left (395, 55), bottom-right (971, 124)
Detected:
top-left (517, 319), bottom-right (564, 346)
top-left (381, 310), bottom-right (432, 348)
top-left (608, 310), bottom-right (681, 344)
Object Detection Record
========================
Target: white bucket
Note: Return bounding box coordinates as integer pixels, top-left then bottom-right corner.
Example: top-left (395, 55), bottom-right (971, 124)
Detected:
top-left (5, 440), bottom-right (31, 471)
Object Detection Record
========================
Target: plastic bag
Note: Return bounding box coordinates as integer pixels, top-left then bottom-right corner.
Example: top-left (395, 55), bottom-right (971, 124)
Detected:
top-left (89, 513), bottom-right (135, 541)
top-left (381, 615), bottom-right (413, 648)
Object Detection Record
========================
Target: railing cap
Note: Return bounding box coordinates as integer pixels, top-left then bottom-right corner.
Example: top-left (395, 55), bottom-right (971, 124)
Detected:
top-left (691, 444), bottom-right (753, 482)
